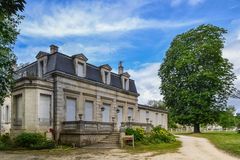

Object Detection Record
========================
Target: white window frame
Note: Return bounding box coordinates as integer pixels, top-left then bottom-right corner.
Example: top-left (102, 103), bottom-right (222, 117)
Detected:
top-left (38, 94), bottom-right (52, 126)
top-left (65, 98), bottom-right (77, 121)
top-left (74, 59), bottom-right (86, 77)
top-left (14, 94), bottom-right (23, 125)
top-left (77, 62), bottom-right (84, 77)
top-left (84, 101), bottom-right (94, 121)
top-left (128, 107), bottom-right (133, 120)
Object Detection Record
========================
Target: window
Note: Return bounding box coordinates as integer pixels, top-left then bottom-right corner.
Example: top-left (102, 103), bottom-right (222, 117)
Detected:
top-left (122, 77), bottom-right (129, 90)
top-left (39, 60), bottom-right (44, 77)
top-left (38, 94), bottom-right (51, 125)
top-left (66, 98), bottom-right (76, 121)
top-left (123, 78), bottom-right (129, 90)
top-left (104, 71), bottom-right (109, 84)
top-left (102, 104), bottom-right (110, 122)
top-left (14, 94), bottom-right (22, 125)
top-left (117, 106), bottom-right (123, 129)
top-left (77, 62), bottom-right (84, 77)
top-left (146, 111), bottom-right (149, 119)
top-left (140, 110), bottom-right (146, 123)
top-left (128, 108), bottom-right (133, 120)
top-left (5, 105), bottom-right (9, 123)
top-left (84, 101), bottom-right (93, 121)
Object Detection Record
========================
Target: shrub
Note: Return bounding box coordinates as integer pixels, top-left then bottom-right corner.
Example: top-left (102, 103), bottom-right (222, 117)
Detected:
top-left (0, 134), bottom-right (13, 150)
top-left (15, 132), bottom-right (55, 149)
top-left (149, 126), bottom-right (176, 143)
top-left (125, 127), bottom-right (145, 141)
top-left (15, 133), bottom-right (45, 148)
top-left (30, 140), bottom-right (56, 149)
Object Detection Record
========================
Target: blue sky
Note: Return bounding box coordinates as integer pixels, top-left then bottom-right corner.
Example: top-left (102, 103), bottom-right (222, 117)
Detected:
top-left (14, 0), bottom-right (240, 110)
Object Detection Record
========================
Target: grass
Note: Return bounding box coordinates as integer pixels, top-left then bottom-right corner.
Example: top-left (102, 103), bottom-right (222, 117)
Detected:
top-left (125, 140), bottom-right (181, 155)
top-left (1, 145), bottom-right (81, 155)
top-left (178, 131), bottom-right (240, 157)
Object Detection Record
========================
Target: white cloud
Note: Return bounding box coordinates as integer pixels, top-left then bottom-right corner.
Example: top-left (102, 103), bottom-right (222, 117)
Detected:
top-left (59, 42), bottom-right (133, 63)
top-left (171, 0), bottom-right (183, 7)
top-left (222, 26), bottom-right (240, 110)
top-left (223, 40), bottom-right (240, 75)
top-left (20, 0), bottom-right (202, 37)
top-left (171, 0), bottom-right (204, 7)
top-left (127, 63), bottom-right (162, 104)
top-left (14, 45), bottom-right (48, 64)
top-left (188, 0), bottom-right (204, 6)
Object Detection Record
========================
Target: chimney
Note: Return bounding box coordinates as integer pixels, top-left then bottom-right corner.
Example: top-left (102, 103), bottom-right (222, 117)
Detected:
top-left (50, 44), bottom-right (58, 54)
top-left (118, 61), bottom-right (124, 74)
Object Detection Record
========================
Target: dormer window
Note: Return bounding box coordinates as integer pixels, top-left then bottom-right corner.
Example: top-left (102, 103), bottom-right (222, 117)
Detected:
top-left (104, 71), bottom-right (108, 83)
top-left (100, 64), bottom-right (112, 85)
top-left (77, 62), bottom-right (84, 77)
top-left (123, 78), bottom-right (129, 90)
top-left (121, 72), bottom-right (130, 90)
top-left (37, 58), bottom-right (47, 78)
top-left (39, 60), bottom-right (44, 77)
top-left (72, 53), bottom-right (88, 78)
top-left (36, 50), bottom-right (49, 78)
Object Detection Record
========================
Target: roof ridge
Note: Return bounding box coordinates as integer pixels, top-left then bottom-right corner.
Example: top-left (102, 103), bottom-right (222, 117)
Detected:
top-left (16, 61), bottom-right (37, 71)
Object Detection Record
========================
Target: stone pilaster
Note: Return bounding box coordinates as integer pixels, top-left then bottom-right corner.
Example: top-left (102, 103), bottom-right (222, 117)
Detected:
top-left (78, 92), bottom-right (84, 118)
top-left (112, 99), bottom-right (117, 131)
top-left (123, 102), bottom-right (128, 122)
top-left (96, 95), bottom-right (102, 122)
top-left (53, 77), bottom-right (65, 141)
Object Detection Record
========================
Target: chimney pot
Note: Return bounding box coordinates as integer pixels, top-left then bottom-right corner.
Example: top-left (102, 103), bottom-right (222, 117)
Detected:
top-left (50, 44), bottom-right (58, 54)
top-left (118, 61), bottom-right (124, 74)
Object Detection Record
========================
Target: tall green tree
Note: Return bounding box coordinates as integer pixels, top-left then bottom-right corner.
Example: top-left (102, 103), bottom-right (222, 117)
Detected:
top-left (147, 100), bottom-right (178, 129)
top-left (0, 0), bottom-right (25, 105)
top-left (147, 100), bottom-right (167, 110)
top-left (218, 106), bottom-right (236, 130)
top-left (159, 24), bottom-right (236, 133)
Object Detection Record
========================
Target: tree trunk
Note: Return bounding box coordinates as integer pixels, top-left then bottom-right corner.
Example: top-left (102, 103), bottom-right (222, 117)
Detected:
top-left (193, 123), bottom-right (201, 133)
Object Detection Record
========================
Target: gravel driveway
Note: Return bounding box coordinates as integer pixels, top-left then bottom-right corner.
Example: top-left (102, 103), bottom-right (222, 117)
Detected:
top-left (0, 135), bottom-right (238, 160)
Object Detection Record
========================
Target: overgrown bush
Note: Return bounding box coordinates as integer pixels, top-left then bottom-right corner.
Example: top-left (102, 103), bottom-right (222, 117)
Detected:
top-left (149, 126), bottom-right (176, 143)
top-left (30, 140), bottom-right (56, 149)
top-left (0, 134), bottom-right (13, 150)
top-left (125, 127), bottom-right (145, 141)
top-left (15, 132), bottom-right (55, 149)
top-left (125, 126), bottom-right (176, 145)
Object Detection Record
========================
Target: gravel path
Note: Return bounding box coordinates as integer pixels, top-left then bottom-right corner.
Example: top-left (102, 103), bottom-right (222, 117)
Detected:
top-left (0, 135), bottom-right (238, 160)
top-left (152, 135), bottom-right (239, 160)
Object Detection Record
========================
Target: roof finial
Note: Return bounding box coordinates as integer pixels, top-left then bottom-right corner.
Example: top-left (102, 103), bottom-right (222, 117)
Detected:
top-left (118, 61), bottom-right (123, 74)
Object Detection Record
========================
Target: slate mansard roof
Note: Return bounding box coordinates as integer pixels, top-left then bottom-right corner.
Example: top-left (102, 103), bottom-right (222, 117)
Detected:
top-left (16, 51), bottom-right (138, 94)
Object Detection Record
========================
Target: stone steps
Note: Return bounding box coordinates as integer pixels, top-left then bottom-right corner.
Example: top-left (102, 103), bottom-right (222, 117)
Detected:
top-left (83, 143), bottom-right (119, 149)
top-left (83, 132), bottom-right (120, 149)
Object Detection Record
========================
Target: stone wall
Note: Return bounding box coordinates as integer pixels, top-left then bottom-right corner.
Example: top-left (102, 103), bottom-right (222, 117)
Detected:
top-left (53, 75), bottom-right (139, 140)
top-left (59, 133), bottom-right (109, 147)
top-left (10, 79), bottom-right (54, 137)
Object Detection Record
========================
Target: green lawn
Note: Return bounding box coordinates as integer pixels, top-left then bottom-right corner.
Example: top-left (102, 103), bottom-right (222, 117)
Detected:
top-left (179, 132), bottom-right (240, 157)
top-left (125, 140), bottom-right (181, 155)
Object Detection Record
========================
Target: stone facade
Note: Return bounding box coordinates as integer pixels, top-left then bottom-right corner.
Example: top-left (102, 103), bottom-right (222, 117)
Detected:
top-left (0, 97), bottom-right (11, 134)
top-left (7, 45), bottom-right (168, 142)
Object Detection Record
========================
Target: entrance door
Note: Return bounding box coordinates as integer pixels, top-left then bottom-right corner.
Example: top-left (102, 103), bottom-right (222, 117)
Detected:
top-left (102, 104), bottom-right (110, 122)
top-left (66, 98), bottom-right (76, 121)
top-left (117, 106), bottom-right (123, 129)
